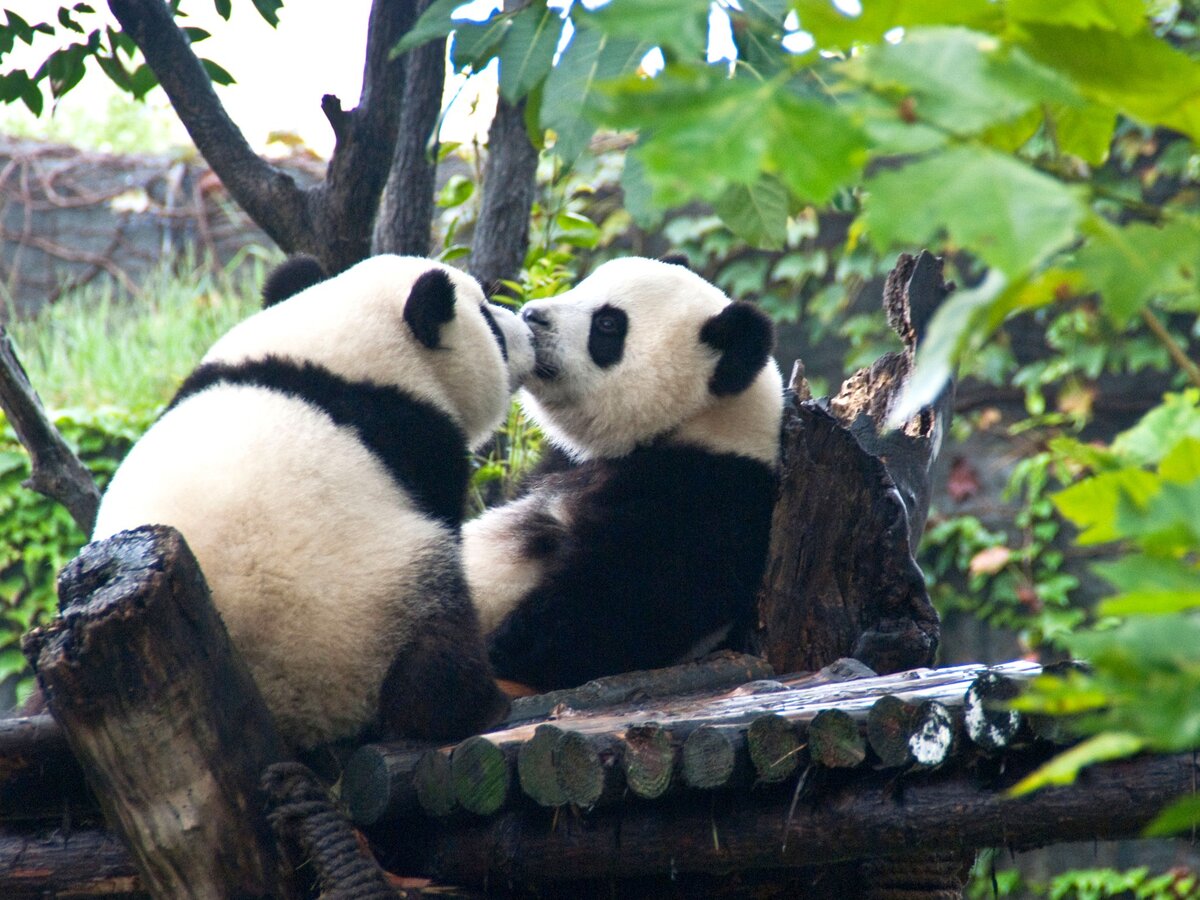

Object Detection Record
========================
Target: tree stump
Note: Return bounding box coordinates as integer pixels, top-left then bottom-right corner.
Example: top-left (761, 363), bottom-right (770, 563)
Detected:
top-left (755, 250), bottom-right (953, 678)
top-left (21, 525), bottom-right (300, 900)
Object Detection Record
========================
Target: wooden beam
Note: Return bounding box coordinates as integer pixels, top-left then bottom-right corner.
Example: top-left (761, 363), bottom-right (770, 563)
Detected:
top-left (419, 751), bottom-right (1198, 888)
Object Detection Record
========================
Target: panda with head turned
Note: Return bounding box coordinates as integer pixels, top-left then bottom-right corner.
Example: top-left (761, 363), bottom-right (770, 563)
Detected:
top-left (464, 256), bottom-right (783, 692)
top-left (92, 254), bottom-right (534, 751)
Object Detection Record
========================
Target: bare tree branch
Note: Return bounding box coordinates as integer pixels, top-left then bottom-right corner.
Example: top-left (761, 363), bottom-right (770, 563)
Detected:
top-left (372, 0), bottom-right (446, 257)
top-left (106, 0), bottom-right (314, 257)
top-left (0, 328), bottom-right (98, 534)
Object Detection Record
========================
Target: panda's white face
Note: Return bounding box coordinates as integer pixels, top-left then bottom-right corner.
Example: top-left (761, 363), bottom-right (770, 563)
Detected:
top-left (204, 255), bottom-right (529, 450)
top-left (518, 257), bottom-right (783, 462)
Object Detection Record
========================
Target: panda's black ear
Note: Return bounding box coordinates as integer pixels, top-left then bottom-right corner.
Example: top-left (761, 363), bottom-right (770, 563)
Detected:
top-left (659, 253), bottom-right (691, 270)
top-left (404, 269), bottom-right (458, 349)
top-left (262, 254), bottom-right (327, 308)
top-left (700, 302), bottom-right (775, 396)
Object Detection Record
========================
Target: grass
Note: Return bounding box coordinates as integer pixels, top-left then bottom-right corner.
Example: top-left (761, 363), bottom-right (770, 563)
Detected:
top-left (6, 252), bottom-right (271, 414)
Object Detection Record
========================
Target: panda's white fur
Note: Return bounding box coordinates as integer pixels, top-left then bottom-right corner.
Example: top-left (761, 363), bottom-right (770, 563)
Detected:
top-left (464, 257), bottom-right (783, 690)
top-left (93, 255), bottom-right (532, 750)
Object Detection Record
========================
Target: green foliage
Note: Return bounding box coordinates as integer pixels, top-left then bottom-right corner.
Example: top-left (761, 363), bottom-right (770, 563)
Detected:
top-left (0, 257), bottom-right (263, 701)
top-left (924, 448), bottom-right (1082, 651)
top-left (1011, 392), bottom-right (1200, 825)
top-left (968, 853), bottom-right (1200, 899)
top-left (0, 406), bottom-right (150, 703)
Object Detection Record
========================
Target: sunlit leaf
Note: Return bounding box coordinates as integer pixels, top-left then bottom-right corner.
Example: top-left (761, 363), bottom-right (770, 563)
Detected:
top-left (1053, 469), bottom-right (1158, 544)
top-left (1074, 217), bottom-right (1200, 325)
top-left (498, 3), bottom-right (562, 103)
top-left (584, 0), bottom-right (709, 60)
top-left (792, 0), bottom-right (1000, 50)
top-left (1020, 24), bottom-right (1200, 143)
top-left (541, 24), bottom-right (645, 163)
top-left (866, 146), bottom-right (1086, 275)
top-left (1007, 0), bottom-right (1147, 35)
top-left (767, 94), bottom-right (868, 204)
top-left (712, 177), bottom-right (789, 250)
top-left (392, 0), bottom-right (474, 58)
top-left (1110, 391), bottom-right (1200, 466)
top-left (851, 27), bottom-right (1080, 137)
top-left (1096, 555), bottom-right (1200, 616)
top-left (200, 58), bottom-right (235, 86)
top-left (452, 17), bottom-right (508, 70)
top-left (1008, 732), bottom-right (1144, 796)
top-left (1145, 795), bottom-right (1200, 837)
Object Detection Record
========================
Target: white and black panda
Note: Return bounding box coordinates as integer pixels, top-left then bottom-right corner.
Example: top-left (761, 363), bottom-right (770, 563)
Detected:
top-left (92, 254), bottom-right (534, 750)
top-left (464, 257), bottom-right (783, 692)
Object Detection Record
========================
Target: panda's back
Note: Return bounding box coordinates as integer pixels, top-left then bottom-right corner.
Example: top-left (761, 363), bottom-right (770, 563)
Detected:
top-left (93, 384), bottom-right (457, 747)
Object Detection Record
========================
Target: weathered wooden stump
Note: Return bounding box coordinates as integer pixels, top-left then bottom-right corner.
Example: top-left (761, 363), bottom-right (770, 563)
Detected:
top-left (21, 525), bottom-right (300, 900)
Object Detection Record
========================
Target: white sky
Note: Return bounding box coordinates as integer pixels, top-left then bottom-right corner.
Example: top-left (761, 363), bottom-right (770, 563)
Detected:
top-left (4, 0), bottom-right (498, 156)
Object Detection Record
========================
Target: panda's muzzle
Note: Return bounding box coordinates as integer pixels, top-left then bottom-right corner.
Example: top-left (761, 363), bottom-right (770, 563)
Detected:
top-left (522, 306), bottom-right (560, 380)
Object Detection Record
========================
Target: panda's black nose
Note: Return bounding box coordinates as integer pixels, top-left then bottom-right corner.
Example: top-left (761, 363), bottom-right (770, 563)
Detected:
top-left (522, 306), bottom-right (551, 328)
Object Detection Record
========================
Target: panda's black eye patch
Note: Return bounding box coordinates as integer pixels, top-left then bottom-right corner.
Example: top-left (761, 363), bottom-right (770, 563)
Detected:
top-left (588, 304), bottom-right (628, 369)
top-left (480, 303), bottom-right (508, 361)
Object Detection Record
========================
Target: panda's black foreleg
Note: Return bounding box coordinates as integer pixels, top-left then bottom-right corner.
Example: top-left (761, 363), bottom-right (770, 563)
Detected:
top-left (376, 565), bottom-right (510, 742)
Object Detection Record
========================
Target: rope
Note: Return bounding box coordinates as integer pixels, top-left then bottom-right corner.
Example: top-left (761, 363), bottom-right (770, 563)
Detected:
top-left (261, 761), bottom-right (398, 899)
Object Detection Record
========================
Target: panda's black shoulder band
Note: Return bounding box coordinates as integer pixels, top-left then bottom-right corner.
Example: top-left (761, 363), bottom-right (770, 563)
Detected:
top-left (169, 356), bottom-right (470, 526)
top-left (261, 255), bottom-right (327, 308)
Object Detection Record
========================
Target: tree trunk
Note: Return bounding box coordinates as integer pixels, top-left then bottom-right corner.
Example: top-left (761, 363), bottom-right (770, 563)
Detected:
top-left (372, 1), bottom-right (447, 257)
top-left (21, 525), bottom-right (300, 900)
top-left (469, 95), bottom-right (540, 295)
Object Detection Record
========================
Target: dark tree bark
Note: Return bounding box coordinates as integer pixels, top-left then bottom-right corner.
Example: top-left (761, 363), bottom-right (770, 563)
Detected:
top-left (106, 0), bottom-right (418, 274)
top-left (754, 251), bottom-right (952, 676)
top-left (373, 1), bottom-right (447, 257)
top-left (22, 525), bottom-right (300, 899)
top-left (0, 327), bottom-right (98, 533)
top-left (469, 95), bottom-right (540, 294)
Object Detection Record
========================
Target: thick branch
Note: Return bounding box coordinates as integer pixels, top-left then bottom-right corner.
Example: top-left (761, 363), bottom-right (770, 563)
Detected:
top-left (0, 327), bottom-right (98, 533)
top-left (106, 0), bottom-right (313, 254)
top-left (372, 0), bottom-right (446, 257)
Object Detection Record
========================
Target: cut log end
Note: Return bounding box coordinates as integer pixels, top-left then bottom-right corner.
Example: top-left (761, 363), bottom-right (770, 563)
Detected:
top-left (451, 736), bottom-right (510, 817)
top-left (621, 723), bottom-right (675, 800)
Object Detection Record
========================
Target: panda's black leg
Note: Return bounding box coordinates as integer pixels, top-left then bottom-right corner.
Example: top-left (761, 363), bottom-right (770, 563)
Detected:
top-left (377, 566), bottom-right (510, 742)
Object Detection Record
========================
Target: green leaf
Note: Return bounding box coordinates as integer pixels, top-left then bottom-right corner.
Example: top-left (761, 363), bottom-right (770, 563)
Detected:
top-left (583, 0), bottom-right (709, 60)
top-left (392, 0), bottom-right (471, 59)
top-left (250, 0), bottom-right (282, 28)
top-left (436, 174), bottom-right (474, 209)
top-left (181, 27), bottom-right (211, 44)
top-left (213, 0), bottom-right (231, 21)
top-left (128, 63), bottom-right (158, 99)
top-left (620, 149), bottom-right (662, 229)
top-left (498, 3), bottom-right (562, 103)
top-left (851, 27), bottom-right (1081, 137)
top-left (766, 94), bottom-right (867, 204)
top-left (1048, 100), bottom-right (1117, 165)
top-left (1020, 24), bottom-right (1200, 144)
top-left (541, 24), bottom-right (645, 163)
top-left (792, 0), bottom-right (1000, 50)
top-left (1008, 0), bottom-right (1151, 38)
top-left (1053, 469), bottom-right (1158, 544)
top-left (1095, 555), bottom-right (1200, 616)
top-left (1145, 795), bottom-right (1200, 837)
top-left (94, 53), bottom-right (132, 92)
top-left (1008, 732), bottom-right (1144, 796)
top-left (452, 17), bottom-right (509, 71)
top-left (863, 145), bottom-right (1086, 276)
top-left (553, 210), bottom-right (600, 249)
top-left (1110, 391), bottom-right (1200, 467)
top-left (711, 177), bottom-right (788, 250)
top-left (200, 58), bottom-right (235, 86)
top-left (1074, 217), bottom-right (1200, 325)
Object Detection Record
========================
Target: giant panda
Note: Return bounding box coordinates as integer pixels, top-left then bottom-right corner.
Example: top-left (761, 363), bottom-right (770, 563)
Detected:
top-left (463, 257), bottom-right (783, 692)
top-left (92, 254), bottom-right (534, 750)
